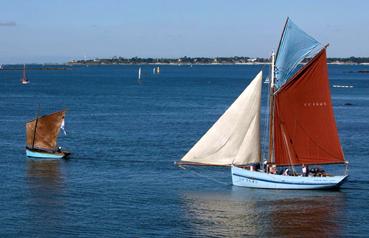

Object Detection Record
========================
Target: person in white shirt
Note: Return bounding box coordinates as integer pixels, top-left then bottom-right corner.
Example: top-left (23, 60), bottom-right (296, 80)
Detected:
top-left (302, 164), bottom-right (308, 177)
top-left (263, 160), bottom-right (268, 172)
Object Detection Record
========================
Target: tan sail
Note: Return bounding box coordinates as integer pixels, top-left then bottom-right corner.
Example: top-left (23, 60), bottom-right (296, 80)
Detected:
top-left (180, 71), bottom-right (262, 166)
top-left (26, 111), bottom-right (65, 151)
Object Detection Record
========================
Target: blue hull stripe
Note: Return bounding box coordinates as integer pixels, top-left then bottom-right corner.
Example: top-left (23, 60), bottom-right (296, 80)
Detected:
top-left (232, 173), bottom-right (340, 186)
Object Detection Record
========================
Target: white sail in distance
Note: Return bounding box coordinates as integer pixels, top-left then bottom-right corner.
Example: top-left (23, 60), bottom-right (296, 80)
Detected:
top-left (181, 71), bottom-right (262, 166)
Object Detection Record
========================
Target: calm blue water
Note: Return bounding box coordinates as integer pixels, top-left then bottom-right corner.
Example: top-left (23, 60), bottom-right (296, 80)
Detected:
top-left (0, 64), bottom-right (368, 237)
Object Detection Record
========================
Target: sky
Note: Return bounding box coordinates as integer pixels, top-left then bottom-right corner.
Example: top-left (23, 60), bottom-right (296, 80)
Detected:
top-left (0, 0), bottom-right (368, 63)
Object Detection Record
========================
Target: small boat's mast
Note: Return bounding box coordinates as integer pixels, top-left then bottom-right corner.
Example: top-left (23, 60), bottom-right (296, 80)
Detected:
top-left (32, 118), bottom-right (39, 149)
top-left (32, 106), bottom-right (40, 149)
top-left (23, 64), bottom-right (26, 80)
top-left (268, 52), bottom-right (275, 163)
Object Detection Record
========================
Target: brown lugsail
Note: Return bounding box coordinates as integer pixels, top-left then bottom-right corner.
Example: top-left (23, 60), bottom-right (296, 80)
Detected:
top-left (273, 49), bottom-right (344, 166)
top-left (26, 111), bottom-right (65, 151)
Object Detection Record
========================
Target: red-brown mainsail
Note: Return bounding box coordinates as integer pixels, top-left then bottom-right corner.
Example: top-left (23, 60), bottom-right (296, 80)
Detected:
top-left (273, 49), bottom-right (344, 166)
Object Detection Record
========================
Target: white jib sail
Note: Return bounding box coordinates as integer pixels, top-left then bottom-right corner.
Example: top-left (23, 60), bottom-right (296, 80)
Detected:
top-left (181, 71), bottom-right (262, 166)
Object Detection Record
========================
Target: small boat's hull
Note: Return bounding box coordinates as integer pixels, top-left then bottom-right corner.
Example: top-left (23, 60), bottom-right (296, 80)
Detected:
top-left (231, 165), bottom-right (347, 190)
top-left (26, 149), bottom-right (69, 160)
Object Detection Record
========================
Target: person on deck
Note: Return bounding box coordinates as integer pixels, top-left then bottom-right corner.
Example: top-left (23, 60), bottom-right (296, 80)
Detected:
top-left (302, 164), bottom-right (308, 177)
top-left (269, 165), bottom-right (277, 174)
top-left (263, 160), bottom-right (268, 172)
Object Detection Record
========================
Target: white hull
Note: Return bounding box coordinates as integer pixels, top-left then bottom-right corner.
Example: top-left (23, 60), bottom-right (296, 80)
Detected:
top-left (231, 166), bottom-right (347, 190)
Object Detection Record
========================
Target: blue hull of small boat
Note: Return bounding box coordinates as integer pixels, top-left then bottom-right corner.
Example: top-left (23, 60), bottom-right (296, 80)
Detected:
top-left (26, 149), bottom-right (67, 159)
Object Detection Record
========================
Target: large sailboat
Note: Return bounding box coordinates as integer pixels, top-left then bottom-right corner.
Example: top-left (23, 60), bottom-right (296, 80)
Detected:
top-left (177, 18), bottom-right (348, 189)
top-left (26, 110), bottom-right (70, 159)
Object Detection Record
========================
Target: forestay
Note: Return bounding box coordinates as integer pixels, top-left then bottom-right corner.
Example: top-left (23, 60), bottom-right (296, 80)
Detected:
top-left (275, 18), bottom-right (322, 89)
top-left (181, 71), bottom-right (262, 166)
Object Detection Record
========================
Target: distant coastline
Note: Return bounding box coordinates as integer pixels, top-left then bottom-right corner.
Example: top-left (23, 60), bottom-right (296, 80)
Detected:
top-left (67, 56), bottom-right (369, 65)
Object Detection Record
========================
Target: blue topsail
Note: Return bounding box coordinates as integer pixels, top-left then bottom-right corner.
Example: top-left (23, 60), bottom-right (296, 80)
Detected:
top-left (274, 18), bottom-right (322, 88)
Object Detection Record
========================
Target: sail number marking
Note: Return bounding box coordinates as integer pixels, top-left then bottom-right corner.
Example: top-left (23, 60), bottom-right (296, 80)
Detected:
top-left (304, 102), bottom-right (327, 107)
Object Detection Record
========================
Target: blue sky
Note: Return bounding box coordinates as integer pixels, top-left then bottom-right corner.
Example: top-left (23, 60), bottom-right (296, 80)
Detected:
top-left (0, 0), bottom-right (368, 63)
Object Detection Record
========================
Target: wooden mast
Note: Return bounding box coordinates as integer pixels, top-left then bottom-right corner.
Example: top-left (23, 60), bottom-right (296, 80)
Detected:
top-left (32, 117), bottom-right (39, 149)
top-left (31, 106), bottom-right (40, 149)
top-left (23, 64), bottom-right (26, 80)
top-left (269, 17), bottom-right (289, 164)
top-left (268, 52), bottom-right (275, 163)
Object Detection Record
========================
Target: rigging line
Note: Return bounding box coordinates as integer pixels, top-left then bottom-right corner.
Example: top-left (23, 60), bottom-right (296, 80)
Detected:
top-left (268, 52), bottom-right (276, 164)
top-left (262, 67), bottom-right (271, 161)
top-left (178, 165), bottom-right (228, 185)
top-left (274, 95), bottom-right (342, 161)
top-left (275, 17), bottom-right (290, 61)
top-left (281, 123), bottom-right (296, 174)
top-left (293, 119), bottom-right (343, 160)
top-left (262, 60), bottom-right (271, 160)
top-left (258, 63), bottom-right (267, 73)
top-left (32, 104), bottom-right (41, 149)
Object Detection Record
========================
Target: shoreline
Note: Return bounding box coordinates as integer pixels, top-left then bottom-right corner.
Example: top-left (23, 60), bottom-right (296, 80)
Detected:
top-left (1, 62), bottom-right (368, 67)
top-left (66, 62), bottom-right (369, 66)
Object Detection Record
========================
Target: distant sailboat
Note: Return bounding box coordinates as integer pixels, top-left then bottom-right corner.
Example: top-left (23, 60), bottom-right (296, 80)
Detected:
top-left (137, 67), bottom-right (143, 84)
top-left (138, 67), bottom-right (142, 79)
top-left (177, 18), bottom-right (348, 190)
top-left (156, 66), bottom-right (160, 74)
top-left (26, 110), bottom-right (70, 159)
top-left (20, 64), bottom-right (30, 85)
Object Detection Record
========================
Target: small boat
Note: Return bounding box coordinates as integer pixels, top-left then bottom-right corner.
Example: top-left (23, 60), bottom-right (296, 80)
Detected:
top-left (26, 110), bottom-right (70, 159)
top-left (20, 64), bottom-right (30, 85)
top-left (332, 85), bottom-right (354, 88)
top-left (177, 18), bottom-right (348, 190)
top-left (156, 66), bottom-right (160, 74)
top-left (137, 67), bottom-right (143, 84)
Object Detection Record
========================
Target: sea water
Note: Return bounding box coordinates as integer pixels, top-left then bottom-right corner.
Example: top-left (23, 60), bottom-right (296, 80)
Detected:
top-left (0, 64), bottom-right (368, 237)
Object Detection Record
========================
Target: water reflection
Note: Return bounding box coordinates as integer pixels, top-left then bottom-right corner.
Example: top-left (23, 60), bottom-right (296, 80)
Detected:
top-left (182, 188), bottom-right (345, 237)
top-left (26, 160), bottom-right (65, 233)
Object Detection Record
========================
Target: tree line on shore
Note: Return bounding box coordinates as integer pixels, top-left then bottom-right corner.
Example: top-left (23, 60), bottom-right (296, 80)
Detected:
top-left (68, 56), bottom-right (369, 65)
